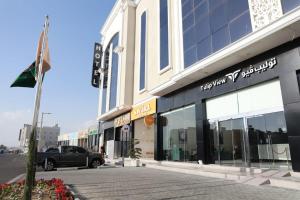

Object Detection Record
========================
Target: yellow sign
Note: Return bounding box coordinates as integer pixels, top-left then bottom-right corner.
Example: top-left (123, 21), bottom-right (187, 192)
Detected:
top-left (114, 113), bottom-right (131, 127)
top-left (131, 98), bottom-right (156, 121)
top-left (144, 115), bottom-right (155, 127)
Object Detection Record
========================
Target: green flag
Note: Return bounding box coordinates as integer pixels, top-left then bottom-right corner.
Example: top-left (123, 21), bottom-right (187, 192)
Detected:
top-left (10, 61), bottom-right (36, 88)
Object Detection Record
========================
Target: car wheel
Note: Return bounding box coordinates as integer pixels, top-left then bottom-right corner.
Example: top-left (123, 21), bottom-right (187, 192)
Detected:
top-left (91, 159), bottom-right (101, 168)
top-left (44, 160), bottom-right (54, 171)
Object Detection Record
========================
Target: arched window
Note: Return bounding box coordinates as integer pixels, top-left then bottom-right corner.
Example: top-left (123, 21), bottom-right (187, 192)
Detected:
top-left (101, 33), bottom-right (119, 114)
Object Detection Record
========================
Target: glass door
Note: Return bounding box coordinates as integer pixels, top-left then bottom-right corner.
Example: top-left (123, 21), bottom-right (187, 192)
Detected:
top-left (247, 111), bottom-right (290, 168)
top-left (219, 118), bottom-right (245, 166)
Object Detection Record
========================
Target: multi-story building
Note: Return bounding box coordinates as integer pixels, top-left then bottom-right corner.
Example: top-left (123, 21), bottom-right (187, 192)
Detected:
top-left (97, 0), bottom-right (300, 172)
top-left (19, 124), bottom-right (60, 152)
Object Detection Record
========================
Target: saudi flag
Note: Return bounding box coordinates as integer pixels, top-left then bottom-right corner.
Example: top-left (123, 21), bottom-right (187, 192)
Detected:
top-left (10, 30), bottom-right (50, 88)
top-left (10, 62), bottom-right (37, 88)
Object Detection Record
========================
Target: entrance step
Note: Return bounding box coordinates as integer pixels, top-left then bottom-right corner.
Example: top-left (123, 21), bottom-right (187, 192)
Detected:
top-left (269, 177), bottom-right (300, 190)
top-left (243, 177), bottom-right (271, 186)
top-left (144, 161), bottom-right (300, 190)
top-left (145, 164), bottom-right (249, 181)
top-left (144, 161), bottom-right (265, 175)
top-left (258, 170), bottom-right (300, 190)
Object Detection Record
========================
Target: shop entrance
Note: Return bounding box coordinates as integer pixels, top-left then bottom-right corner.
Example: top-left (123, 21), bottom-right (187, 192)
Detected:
top-left (218, 118), bottom-right (245, 166)
top-left (207, 80), bottom-right (291, 168)
top-left (209, 111), bottom-right (291, 168)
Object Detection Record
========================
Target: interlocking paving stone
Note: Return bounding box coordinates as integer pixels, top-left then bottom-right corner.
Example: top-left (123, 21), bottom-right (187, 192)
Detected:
top-left (36, 167), bottom-right (300, 200)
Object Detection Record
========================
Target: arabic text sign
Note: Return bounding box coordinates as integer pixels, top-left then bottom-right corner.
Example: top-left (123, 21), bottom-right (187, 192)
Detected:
top-left (200, 57), bottom-right (277, 91)
top-left (131, 99), bottom-right (156, 121)
top-left (114, 113), bottom-right (131, 127)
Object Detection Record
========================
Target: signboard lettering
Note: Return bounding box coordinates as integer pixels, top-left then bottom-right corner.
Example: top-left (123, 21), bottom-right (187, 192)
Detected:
top-left (91, 43), bottom-right (102, 88)
top-left (131, 99), bottom-right (156, 121)
top-left (200, 57), bottom-right (277, 91)
top-left (114, 113), bottom-right (131, 128)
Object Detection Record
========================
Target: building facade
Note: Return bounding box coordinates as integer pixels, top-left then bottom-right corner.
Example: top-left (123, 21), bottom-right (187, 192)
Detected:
top-left (57, 125), bottom-right (99, 152)
top-left (19, 124), bottom-right (60, 152)
top-left (97, 0), bottom-right (300, 171)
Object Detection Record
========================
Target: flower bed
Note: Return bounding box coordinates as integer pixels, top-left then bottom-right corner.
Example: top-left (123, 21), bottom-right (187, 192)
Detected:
top-left (0, 178), bottom-right (74, 200)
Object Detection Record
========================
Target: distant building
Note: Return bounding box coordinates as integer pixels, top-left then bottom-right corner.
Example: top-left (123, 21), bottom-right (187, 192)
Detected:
top-left (19, 124), bottom-right (60, 152)
top-left (57, 124), bottom-right (99, 152)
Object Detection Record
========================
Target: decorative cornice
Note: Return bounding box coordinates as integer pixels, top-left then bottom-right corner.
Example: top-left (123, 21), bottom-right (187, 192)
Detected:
top-left (248, 0), bottom-right (283, 31)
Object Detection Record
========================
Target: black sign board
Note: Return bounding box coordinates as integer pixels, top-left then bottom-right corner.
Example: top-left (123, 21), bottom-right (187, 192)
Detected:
top-left (91, 43), bottom-right (102, 88)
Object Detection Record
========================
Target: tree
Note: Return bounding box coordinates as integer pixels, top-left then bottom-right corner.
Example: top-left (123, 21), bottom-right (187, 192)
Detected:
top-left (0, 144), bottom-right (7, 150)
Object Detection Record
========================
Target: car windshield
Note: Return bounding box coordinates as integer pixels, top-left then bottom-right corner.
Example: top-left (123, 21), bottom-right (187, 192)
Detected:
top-left (45, 148), bottom-right (59, 153)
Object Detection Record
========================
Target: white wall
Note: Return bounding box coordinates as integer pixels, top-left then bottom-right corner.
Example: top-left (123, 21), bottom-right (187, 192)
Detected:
top-left (206, 80), bottom-right (284, 119)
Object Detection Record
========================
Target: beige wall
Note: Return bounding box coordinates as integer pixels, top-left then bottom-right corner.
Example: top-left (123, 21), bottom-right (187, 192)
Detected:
top-left (133, 0), bottom-right (178, 104)
top-left (119, 4), bottom-right (136, 107)
top-left (134, 118), bottom-right (154, 159)
top-left (98, 1), bottom-right (136, 119)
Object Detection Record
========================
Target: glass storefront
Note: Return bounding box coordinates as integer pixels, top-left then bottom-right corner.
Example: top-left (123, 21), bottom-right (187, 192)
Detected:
top-left (209, 111), bottom-right (290, 168)
top-left (161, 105), bottom-right (197, 162)
top-left (207, 80), bottom-right (291, 168)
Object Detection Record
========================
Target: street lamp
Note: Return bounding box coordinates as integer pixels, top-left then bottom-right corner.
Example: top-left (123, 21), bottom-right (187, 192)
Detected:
top-left (39, 112), bottom-right (52, 151)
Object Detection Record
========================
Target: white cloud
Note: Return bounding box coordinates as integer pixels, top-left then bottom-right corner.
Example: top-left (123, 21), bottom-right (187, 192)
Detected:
top-left (0, 109), bottom-right (32, 147)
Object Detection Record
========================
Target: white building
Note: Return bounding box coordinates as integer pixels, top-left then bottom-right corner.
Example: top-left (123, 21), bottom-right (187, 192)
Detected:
top-left (19, 124), bottom-right (60, 152)
top-left (95, 0), bottom-right (300, 172)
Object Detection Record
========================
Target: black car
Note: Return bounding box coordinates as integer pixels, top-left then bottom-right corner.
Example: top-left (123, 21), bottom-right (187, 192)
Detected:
top-left (37, 146), bottom-right (105, 171)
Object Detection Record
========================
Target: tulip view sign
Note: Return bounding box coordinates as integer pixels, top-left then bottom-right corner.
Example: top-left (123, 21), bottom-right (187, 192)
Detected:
top-left (200, 57), bottom-right (278, 91)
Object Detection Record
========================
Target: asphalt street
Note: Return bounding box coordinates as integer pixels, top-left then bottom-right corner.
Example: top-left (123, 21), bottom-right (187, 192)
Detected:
top-left (36, 167), bottom-right (300, 200)
top-left (0, 153), bottom-right (27, 183)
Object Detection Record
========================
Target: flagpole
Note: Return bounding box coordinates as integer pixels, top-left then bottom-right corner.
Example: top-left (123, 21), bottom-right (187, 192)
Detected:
top-left (24, 15), bottom-right (49, 200)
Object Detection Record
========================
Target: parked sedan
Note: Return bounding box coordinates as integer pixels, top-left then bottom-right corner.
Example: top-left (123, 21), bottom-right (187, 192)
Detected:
top-left (37, 146), bottom-right (105, 171)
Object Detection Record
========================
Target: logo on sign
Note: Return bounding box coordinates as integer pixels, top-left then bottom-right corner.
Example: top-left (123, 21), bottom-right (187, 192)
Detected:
top-left (200, 57), bottom-right (277, 91)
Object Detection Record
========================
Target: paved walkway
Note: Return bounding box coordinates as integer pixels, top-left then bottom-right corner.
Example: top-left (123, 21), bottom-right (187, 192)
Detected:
top-left (0, 154), bottom-right (26, 183)
top-left (36, 167), bottom-right (300, 200)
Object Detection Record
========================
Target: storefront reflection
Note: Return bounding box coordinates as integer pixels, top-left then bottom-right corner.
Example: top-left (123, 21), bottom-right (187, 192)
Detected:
top-left (162, 105), bottom-right (197, 162)
top-left (208, 111), bottom-right (291, 168)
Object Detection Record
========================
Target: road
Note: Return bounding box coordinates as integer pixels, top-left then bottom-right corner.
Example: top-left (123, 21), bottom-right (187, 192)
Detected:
top-left (0, 153), bottom-right (27, 183)
top-left (36, 167), bottom-right (300, 200)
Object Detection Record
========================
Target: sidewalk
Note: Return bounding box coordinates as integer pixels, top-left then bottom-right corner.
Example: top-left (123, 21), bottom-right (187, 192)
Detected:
top-left (105, 158), bottom-right (300, 190)
top-left (35, 167), bottom-right (300, 200)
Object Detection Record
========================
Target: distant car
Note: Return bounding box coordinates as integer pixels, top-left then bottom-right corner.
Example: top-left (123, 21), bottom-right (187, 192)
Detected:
top-left (0, 149), bottom-right (4, 154)
top-left (37, 146), bottom-right (105, 171)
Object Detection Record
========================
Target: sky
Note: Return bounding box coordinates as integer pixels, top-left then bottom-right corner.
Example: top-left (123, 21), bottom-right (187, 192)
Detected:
top-left (0, 0), bottom-right (116, 147)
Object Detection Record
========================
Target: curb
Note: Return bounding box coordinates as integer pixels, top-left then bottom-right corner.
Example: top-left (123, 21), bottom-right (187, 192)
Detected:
top-left (66, 185), bottom-right (81, 200)
top-left (6, 173), bottom-right (25, 184)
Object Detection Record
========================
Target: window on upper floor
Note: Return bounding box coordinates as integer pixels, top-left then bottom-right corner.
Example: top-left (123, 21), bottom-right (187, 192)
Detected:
top-left (297, 70), bottom-right (300, 93)
top-left (281, 0), bottom-right (300, 13)
top-left (101, 33), bottom-right (119, 113)
top-left (109, 33), bottom-right (119, 110)
top-left (140, 12), bottom-right (147, 91)
top-left (181, 0), bottom-right (252, 68)
top-left (160, 0), bottom-right (169, 70)
top-left (101, 50), bottom-right (109, 115)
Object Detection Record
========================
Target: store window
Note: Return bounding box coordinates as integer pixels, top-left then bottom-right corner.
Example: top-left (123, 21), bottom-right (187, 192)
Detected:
top-left (206, 80), bottom-right (291, 168)
top-left (206, 80), bottom-right (283, 119)
top-left (181, 0), bottom-right (252, 68)
top-left (281, 0), bottom-right (300, 13)
top-left (140, 12), bottom-right (147, 91)
top-left (161, 105), bottom-right (197, 162)
top-left (160, 0), bottom-right (169, 70)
